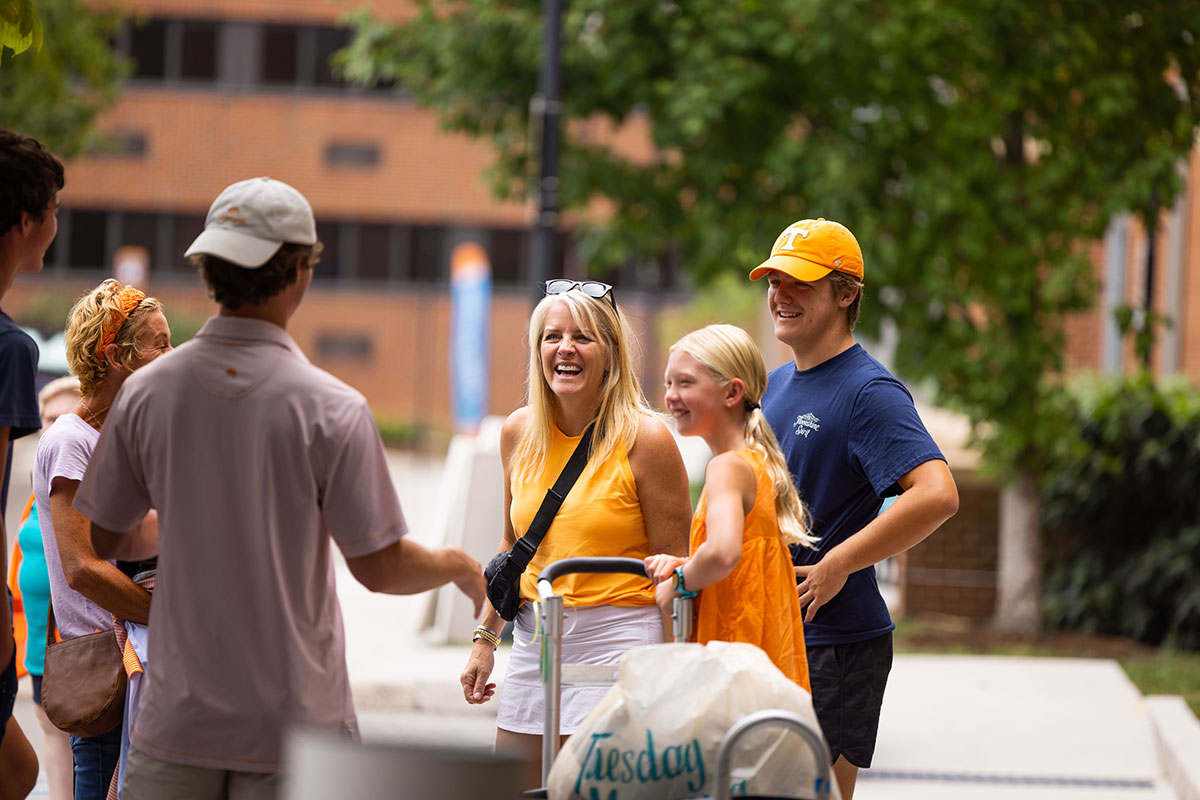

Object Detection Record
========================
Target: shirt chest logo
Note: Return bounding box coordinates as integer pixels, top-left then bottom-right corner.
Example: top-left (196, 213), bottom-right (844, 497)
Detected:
top-left (793, 412), bottom-right (821, 437)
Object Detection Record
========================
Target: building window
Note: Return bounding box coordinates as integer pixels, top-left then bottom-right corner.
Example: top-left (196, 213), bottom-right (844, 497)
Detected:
top-left (44, 235), bottom-right (59, 270)
top-left (84, 130), bottom-right (148, 159)
top-left (49, 208), bottom-right (585, 290)
top-left (262, 24), bottom-right (299, 85)
top-left (489, 229), bottom-right (526, 286)
top-left (119, 17), bottom-right (400, 94)
top-left (313, 222), bottom-right (341, 281)
top-left (180, 20), bottom-right (219, 81)
top-left (119, 132), bottom-right (148, 157)
top-left (316, 333), bottom-right (373, 362)
top-left (171, 215), bottom-right (206, 274)
top-left (357, 223), bottom-right (394, 281)
top-left (119, 212), bottom-right (159, 258)
top-left (324, 141), bottom-right (380, 168)
top-left (67, 210), bottom-right (108, 271)
top-left (314, 27), bottom-right (352, 88)
top-left (109, 131), bottom-right (148, 158)
top-left (128, 18), bottom-right (167, 79)
top-left (410, 226), bottom-right (444, 283)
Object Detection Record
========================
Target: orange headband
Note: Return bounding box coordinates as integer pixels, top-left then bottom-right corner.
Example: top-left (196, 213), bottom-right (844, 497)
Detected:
top-left (95, 287), bottom-right (147, 361)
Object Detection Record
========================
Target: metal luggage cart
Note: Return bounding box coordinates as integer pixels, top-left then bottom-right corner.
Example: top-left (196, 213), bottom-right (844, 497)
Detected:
top-left (536, 556), bottom-right (692, 785)
top-left (534, 556), bottom-right (833, 799)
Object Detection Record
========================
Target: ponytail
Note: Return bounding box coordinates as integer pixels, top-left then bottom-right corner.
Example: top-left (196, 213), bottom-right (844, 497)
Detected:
top-left (671, 324), bottom-right (817, 549)
top-left (745, 407), bottom-right (817, 549)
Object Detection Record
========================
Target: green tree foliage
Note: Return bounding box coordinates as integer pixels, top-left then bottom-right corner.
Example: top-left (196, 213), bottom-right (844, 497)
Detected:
top-left (339, 1), bottom-right (1200, 476)
top-left (0, 0), bottom-right (126, 156)
top-left (1041, 374), bottom-right (1200, 648)
top-left (1, 0), bottom-right (43, 58)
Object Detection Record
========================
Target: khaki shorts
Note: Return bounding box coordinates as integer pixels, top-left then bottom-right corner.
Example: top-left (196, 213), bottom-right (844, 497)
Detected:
top-left (123, 746), bottom-right (279, 800)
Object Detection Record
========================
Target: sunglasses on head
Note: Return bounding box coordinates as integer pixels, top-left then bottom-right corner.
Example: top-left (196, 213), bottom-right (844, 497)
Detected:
top-left (543, 279), bottom-right (616, 309)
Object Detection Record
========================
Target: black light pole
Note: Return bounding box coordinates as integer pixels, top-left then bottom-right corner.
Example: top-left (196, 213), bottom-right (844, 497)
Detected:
top-left (530, 0), bottom-right (563, 305)
top-left (1142, 191), bottom-right (1159, 369)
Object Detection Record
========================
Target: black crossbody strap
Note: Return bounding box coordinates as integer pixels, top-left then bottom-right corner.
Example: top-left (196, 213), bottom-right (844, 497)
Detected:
top-left (502, 424), bottom-right (595, 577)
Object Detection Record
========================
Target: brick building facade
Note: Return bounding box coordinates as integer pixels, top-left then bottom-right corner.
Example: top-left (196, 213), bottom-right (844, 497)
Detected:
top-left (7, 0), bottom-right (683, 431)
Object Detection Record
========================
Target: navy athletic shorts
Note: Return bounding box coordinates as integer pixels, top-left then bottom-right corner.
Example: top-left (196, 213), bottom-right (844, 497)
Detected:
top-left (806, 631), bottom-right (893, 768)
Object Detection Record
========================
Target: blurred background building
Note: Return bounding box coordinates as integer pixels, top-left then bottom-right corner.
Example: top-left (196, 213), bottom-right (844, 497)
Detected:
top-left (3, 0), bottom-right (689, 436)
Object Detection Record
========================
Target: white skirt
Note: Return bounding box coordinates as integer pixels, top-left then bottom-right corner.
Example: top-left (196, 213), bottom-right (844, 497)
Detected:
top-left (495, 603), bottom-right (664, 735)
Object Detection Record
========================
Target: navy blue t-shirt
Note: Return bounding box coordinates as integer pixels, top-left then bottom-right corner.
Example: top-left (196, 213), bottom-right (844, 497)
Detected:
top-left (762, 344), bottom-right (944, 646)
top-left (0, 310), bottom-right (41, 517)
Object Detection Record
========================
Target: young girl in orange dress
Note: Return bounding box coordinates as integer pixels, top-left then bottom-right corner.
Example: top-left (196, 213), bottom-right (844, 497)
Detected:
top-left (646, 323), bottom-right (816, 689)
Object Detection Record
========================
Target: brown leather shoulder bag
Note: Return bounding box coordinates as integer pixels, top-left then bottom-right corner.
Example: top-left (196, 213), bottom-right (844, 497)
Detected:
top-left (41, 603), bottom-right (126, 738)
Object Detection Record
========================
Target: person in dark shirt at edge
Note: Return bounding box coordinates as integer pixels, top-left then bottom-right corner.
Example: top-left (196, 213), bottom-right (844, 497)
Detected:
top-left (0, 125), bottom-right (65, 800)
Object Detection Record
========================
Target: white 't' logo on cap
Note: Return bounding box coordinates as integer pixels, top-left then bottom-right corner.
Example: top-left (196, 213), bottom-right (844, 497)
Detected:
top-left (779, 228), bottom-right (811, 250)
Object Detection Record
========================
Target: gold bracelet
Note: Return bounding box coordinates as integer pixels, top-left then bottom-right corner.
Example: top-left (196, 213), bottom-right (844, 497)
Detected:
top-left (473, 629), bottom-right (499, 649)
top-left (472, 626), bottom-right (500, 649)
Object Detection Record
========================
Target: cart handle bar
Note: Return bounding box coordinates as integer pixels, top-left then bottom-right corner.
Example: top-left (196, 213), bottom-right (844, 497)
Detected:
top-left (536, 557), bottom-right (648, 601)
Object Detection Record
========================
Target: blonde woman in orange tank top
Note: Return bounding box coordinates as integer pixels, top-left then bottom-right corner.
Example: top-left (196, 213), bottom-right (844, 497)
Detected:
top-left (647, 324), bottom-right (817, 689)
top-left (460, 281), bottom-right (691, 787)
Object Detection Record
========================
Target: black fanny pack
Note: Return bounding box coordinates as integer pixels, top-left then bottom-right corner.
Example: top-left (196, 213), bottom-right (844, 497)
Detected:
top-left (484, 425), bottom-right (594, 621)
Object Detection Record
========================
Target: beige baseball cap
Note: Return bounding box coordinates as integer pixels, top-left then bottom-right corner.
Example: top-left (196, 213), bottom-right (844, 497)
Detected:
top-left (185, 177), bottom-right (316, 268)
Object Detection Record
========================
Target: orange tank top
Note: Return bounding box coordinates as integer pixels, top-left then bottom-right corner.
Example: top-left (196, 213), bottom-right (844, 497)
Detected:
top-left (514, 426), bottom-right (654, 607)
top-left (690, 448), bottom-right (810, 690)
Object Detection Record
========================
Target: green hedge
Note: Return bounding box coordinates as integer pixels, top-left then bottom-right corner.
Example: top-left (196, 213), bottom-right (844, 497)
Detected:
top-left (1040, 374), bottom-right (1200, 650)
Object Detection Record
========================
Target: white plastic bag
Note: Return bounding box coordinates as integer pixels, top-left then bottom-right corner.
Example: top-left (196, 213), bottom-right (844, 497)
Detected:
top-left (547, 641), bottom-right (838, 800)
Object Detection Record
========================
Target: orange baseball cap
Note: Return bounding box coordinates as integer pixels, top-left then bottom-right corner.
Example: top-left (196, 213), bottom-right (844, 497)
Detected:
top-left (748, 218), bottom-right (864, 282)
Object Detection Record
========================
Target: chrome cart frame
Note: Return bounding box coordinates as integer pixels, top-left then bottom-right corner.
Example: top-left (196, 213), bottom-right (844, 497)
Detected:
top-left (536, 556), bottom-right (692, 785)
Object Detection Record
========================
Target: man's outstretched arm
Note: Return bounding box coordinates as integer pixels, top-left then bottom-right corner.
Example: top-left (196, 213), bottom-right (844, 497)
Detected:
top-left (346, 538), bottom-right (486, 617)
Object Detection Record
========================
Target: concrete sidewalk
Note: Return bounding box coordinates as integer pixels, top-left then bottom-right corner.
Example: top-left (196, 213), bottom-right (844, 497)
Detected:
top-left (862, 656), bottom-right (1178, 799)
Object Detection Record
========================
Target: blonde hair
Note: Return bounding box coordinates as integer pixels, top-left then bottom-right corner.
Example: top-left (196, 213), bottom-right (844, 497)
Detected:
top-left (65, 279), bottom-right (164, 395)
top-left (512, 291), bottom-right (655, 485)
top-left (37, 375), bottom-right (80, 413)
top-left (671, 324), bottom-right (817, 548)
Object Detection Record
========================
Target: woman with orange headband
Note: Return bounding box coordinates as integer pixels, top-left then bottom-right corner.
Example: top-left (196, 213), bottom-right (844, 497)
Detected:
top-left (32, 279), bottom-right (171, 800)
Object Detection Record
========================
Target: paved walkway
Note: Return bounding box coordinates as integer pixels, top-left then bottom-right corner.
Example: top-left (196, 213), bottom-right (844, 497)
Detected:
top-left (9, 447), bottom-right (1196, 798)
top-left (862, 656), bottom-right (1174, 799)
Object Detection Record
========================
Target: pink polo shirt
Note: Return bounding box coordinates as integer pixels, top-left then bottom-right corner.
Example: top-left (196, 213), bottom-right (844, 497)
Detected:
top-left (75, 316), bottom-right (408, 772)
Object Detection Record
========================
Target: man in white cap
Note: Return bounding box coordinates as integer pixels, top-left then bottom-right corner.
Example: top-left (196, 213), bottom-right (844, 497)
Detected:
top-left (750, 218), bottom-right (959, 800)
top-left (75, 177), bottom-right (486, 799)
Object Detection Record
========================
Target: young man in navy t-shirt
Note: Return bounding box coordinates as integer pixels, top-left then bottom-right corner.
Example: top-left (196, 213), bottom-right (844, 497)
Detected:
top-left (0, 125), bottom-right (64, 793)
top-left (750, 218), bottom-right (959, 800)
